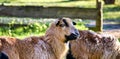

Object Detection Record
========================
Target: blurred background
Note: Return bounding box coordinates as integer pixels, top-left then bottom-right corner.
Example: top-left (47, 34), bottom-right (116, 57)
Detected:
top-left (0, 0), bottom-right (119, 39)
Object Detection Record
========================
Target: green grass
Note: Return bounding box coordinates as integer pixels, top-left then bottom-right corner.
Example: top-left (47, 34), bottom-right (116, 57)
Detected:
top-left (0, 0), bottom-right (96, 3)
top-left (103, 5), bottom-right (120, 20)
top-left (2, 1), bottom-right (96, 8)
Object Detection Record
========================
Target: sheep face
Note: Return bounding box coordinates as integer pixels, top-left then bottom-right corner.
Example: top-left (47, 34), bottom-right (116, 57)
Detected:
top-left (55, 17), bottom-right (80, 42)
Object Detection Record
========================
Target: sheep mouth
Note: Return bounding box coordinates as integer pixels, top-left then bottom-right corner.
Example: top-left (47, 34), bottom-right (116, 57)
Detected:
top-left (65, 33), bottom-right (79, 42)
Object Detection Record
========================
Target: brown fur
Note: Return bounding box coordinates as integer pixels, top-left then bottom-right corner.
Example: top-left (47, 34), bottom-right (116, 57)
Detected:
top-left (0, 17), bottom-right (78, 59)
top-left (70, 30), bottom-right (120, 59)
top-left (0, 36), bottom-right (53, 59)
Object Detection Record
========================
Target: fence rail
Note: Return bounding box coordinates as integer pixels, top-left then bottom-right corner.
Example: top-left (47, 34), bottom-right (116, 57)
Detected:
top-left (0, 6), bottom-right (98, 19)
top-left (0, 0), bottom-right (103, 31)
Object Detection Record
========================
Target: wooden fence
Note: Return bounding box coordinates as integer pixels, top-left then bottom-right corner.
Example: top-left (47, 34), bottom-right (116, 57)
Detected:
top-left (0, 0), bottom-right (103, 31)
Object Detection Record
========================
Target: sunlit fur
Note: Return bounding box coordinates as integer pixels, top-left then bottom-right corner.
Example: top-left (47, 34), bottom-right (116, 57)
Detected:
top-left (69, 30), bottom-right (120, 59)
top-left (0, 17), bottom-right (78, 59)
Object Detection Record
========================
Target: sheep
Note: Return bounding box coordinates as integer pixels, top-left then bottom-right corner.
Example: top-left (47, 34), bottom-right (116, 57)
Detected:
top-left (67, 30), bottom-right (120, 59)
top-left (0, 52), bottom-right (9, 59)
top-left (0, 17), bottom-right (79, 59)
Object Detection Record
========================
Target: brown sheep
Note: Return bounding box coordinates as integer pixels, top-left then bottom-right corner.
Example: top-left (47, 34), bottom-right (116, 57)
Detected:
top-left (0, 17), bottom-right (79, 59)
top-left (67, 30), bottom-right (120, 59)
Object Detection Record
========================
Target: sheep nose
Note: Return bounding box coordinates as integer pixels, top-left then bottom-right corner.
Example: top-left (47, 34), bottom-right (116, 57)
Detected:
top-left (74, 29), bottom-right (80, 37)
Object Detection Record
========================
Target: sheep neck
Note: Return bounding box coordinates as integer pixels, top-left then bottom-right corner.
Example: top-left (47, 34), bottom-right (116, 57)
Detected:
top-left (45, 32), bottom-right (69, 59)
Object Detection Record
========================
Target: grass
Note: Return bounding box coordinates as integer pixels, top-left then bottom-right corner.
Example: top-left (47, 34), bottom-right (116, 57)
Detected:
top-left (2, 1), bottom-right (96, 8)
top-left (103, 5), bottom-right (120, 20)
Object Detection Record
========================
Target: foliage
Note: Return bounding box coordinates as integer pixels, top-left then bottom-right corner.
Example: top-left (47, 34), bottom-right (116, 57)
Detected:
top-left (0, 24), bottom-right (45, 38)
top-left (0, 18), bottom-right (88, 38)
top-left (75, 21), bottom-right (88, 30)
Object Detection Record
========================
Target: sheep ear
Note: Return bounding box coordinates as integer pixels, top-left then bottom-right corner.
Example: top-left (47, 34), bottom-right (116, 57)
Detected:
top-left (0, 38), bottom-right (6, 43)
top-left (56, 21), bottom-right (60, 26)
top-left (73, 22), bottom-right (76, 25)
top-left (56, 17), bottom-right (63, 26)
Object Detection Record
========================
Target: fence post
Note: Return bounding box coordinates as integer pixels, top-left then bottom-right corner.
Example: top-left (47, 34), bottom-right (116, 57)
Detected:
top-left (96, 0), bottom-right (103, 32)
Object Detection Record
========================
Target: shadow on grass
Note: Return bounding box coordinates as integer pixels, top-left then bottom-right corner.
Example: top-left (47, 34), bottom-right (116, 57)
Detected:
top-left (103, 24), bottom-right (120, 29)
top-left (51, 0), bottom-right (93, 3)
top-left (104, 16), bottom-right (120, 20)
top-left (103, 6), bottom-right (120, 12)
top-left (0, 0), bottom-right (79, 4)
top-left (118, 38), bottom-right (120, 42)
top-left (39, 0), bottom-right (79, 3)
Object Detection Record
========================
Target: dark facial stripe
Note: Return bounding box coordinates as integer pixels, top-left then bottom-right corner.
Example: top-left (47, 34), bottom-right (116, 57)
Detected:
top-left (72, 22), bottom-right (76, 25)
top-left (56, 21), bottom-right (60, 26)
top-left (63, 19), bottom-right (69, 27)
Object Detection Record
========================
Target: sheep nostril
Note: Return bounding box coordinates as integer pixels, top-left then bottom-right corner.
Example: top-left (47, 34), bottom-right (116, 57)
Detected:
top-left (74, 29), bottom-right (79, 36)
top-left (75, 31), bottom-right (80, 36)
top-left (73, 33), bottom-right (79, 37)
top-left (76, 32), bottom-right (79, 36)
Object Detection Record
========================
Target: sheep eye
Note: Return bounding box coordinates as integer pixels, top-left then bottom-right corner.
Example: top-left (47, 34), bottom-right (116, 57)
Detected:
top-left (73, 22), bottom-right (76, 25)
top-left (59, 24), bottom-right (65, 27)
